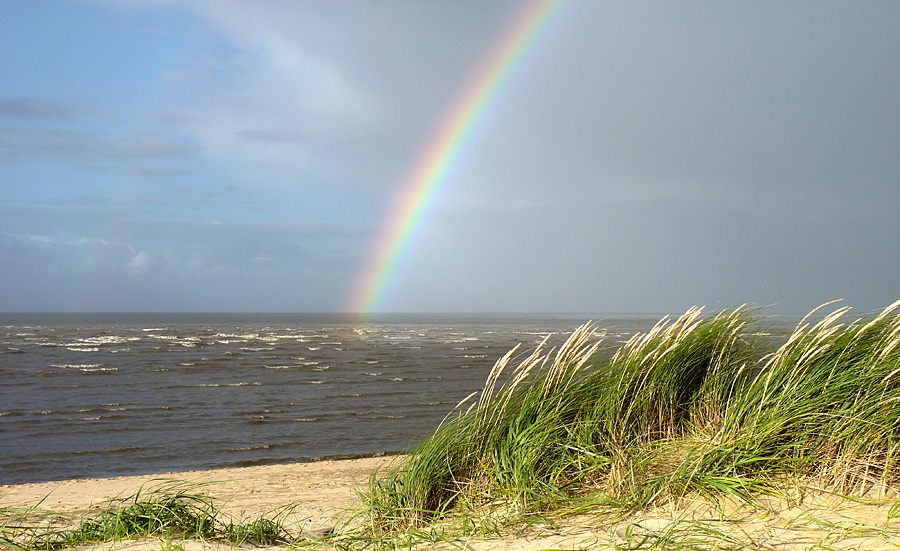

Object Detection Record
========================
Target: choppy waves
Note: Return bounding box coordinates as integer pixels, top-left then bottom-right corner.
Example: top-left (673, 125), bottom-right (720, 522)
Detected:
top-left (0, 313), bottom-right (656, 484)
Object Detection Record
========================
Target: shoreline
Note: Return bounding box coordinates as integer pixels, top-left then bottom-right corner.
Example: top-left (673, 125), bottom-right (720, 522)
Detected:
top-left (3, 450), bottom-right (406, 488)
top-left (0, 456), bottom-right (398, 536)
top-left (2, 313), bottom-right (606, 489)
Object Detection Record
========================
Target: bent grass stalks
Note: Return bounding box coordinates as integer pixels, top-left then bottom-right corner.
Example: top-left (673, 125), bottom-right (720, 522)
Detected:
top-left (611, 516), bottom-right (758, 551)
top-left (1, 504), bottom-right (37, 551)
top-left (9, 301), bottom-right (900, 551)
top-left (346, 301), bottom-right (900, 549)
top-left (1, 481), bottom-right (299, 550)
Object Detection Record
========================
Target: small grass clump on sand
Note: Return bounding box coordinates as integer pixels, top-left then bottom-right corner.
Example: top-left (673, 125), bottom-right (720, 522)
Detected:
top-left (348, 300), bottom-right (900, 546)
top-left (1, 481), bottom-right (297, 550)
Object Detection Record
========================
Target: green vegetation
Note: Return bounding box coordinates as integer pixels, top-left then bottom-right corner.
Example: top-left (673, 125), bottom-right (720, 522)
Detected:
top-left (345, 300), bottom-right (900, 546)
top-left (6, 300), bottom-right (900, 550)
top-left (0, 481), bottom-right (298, 550)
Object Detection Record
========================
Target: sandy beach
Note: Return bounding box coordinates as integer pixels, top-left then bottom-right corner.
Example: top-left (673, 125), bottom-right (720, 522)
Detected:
top-left (0, 456), bottom-right (395, 551)
top-left (4, 458), bottom-right (900, 551)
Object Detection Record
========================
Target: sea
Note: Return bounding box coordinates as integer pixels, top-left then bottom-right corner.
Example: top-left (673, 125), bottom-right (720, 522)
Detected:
top-left (0, 312), bottom-right (775, 485)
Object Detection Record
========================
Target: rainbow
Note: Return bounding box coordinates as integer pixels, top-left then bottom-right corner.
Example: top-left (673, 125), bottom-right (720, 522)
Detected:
top-left (346, 0), bottom-right (565, 315)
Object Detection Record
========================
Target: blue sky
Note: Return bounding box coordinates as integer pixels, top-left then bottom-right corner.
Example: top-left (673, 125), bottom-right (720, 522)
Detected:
top-left (2, 1), bottom-right (899, 314)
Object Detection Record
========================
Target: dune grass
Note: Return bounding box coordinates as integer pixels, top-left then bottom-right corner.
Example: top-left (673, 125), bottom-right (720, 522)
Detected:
top-left (0, 481), bottom-right (299, 550)
top-left (7, 301), bottom-right (900, 550)
top-left (344, 300), bottom-right (900, 547)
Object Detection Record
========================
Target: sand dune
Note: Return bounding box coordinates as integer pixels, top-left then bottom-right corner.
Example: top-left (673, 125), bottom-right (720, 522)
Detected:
top-left (3, 458), bottom-right (900, 550)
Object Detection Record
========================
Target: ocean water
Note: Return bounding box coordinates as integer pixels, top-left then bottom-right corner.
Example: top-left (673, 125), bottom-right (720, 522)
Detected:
top-left (0, 313), bottom-right (686, 485)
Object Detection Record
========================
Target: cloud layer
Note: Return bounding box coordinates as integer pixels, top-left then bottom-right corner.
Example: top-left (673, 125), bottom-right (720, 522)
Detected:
top-left (2, 1), bottom-right (899, 313)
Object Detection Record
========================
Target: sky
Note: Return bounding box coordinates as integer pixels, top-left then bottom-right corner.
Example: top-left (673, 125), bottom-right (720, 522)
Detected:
top-left (1, 1), bottom-right (899, 315)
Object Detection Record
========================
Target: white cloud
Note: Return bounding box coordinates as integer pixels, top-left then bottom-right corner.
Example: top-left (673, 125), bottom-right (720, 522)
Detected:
top-left (4, 232), bottom-right (110, 247)
top-left (157, 5), bottom-right (384, 183)
top-left (202, 5), bottom-right (376, 122)
top-left (126, 250), bottom-right (154, 275)
top-left (19, 234), bottom-right (53, 244)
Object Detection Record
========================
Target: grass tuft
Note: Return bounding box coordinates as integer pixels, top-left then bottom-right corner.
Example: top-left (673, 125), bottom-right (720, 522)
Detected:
top-left (343, 301), bottom-right (900, 548)
top-left (1, 481), bottom-right (299, 550)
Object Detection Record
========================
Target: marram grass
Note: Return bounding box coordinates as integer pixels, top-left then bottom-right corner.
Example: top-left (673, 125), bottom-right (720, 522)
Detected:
top-left (7, 301), bottom-right (900, 550)
top-left (352, 300), bottom-right (900, 541)
top-left (1, 481), bottom-right (298, 550)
